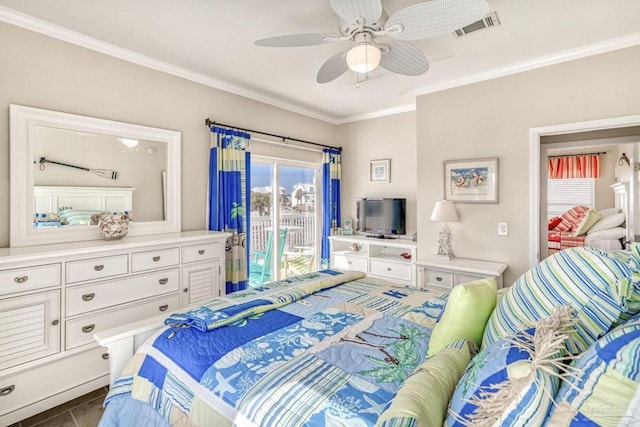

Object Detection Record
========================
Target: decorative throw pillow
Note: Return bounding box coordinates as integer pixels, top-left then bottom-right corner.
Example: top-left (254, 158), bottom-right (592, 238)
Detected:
top-left (446, 307), bottom-right (574, 427)
top-left (586, 212), bottom-right (625, 235)
top-left (483, 246), bottom-right (640, 355)
top-left (545, 314), bottom-right (640, 425)
top-left (427, 278), bottom-right (497, 356)
top-left (548, 217), bottom-right (562, 230)
top-left (555, 206), bottom-right (590, 232)
top-left (377, 339), bottom-right (474, 427)
top-left (571, 209), bottom-right (601, 236)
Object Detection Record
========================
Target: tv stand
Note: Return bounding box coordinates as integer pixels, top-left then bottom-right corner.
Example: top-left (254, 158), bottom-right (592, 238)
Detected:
top-left (366, 234), bottom-right (397, 239)
top-left (328, 235), bottom-right (417, 287)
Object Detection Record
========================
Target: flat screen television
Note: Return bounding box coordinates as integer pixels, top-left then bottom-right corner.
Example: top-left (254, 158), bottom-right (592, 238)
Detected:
top-left (356, 198), bottom-right (406, 238)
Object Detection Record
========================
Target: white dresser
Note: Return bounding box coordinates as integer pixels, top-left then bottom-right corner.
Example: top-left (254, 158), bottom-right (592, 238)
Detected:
top-left (329, 235), bottom-right (417, 286)
top-left (0, 230), bottom-right (229, 425)
top-left (415, 256), bottom-right (508, 290)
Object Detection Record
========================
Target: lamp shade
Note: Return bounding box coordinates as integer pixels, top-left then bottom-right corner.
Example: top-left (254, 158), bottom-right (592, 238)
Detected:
top-left (430, 200), bottom-right (459, 222)
top-left (346, 43), bottom-right (381, 74)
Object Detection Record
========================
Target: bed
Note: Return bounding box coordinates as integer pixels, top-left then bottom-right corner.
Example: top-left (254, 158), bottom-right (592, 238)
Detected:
top-left (97, 270), bottom-right (449, 426)
top-left (547, 206), bottom-right (626, 255)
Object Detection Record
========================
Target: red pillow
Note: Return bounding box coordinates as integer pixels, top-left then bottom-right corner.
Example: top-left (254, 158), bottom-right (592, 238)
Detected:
top-left (548, 217), bottom-right (562, 230)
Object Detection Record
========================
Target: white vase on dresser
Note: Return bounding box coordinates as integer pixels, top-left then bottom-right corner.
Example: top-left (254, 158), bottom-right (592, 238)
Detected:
top-left (0, 230), bottom-right (229, 425)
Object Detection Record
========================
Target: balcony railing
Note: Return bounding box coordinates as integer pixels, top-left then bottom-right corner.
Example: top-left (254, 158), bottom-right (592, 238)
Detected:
top-left (250, 212), bottom-right (316, 253)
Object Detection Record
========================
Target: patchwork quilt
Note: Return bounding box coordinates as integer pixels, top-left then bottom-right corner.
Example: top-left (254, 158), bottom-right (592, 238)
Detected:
top-left (101, 270), bottom-right (448, 427)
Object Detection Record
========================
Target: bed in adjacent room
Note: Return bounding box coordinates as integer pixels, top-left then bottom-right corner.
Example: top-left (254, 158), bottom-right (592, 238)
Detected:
top-left (97, 270), bottom-right (451, 426)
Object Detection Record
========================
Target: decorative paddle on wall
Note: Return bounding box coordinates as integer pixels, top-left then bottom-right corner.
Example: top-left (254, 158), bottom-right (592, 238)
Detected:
top-left (38, 157), bottom-right (119, 180)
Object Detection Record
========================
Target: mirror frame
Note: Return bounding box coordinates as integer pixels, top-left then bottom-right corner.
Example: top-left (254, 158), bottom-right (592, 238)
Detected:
top-left (10, 104), bottom-right (181, 247)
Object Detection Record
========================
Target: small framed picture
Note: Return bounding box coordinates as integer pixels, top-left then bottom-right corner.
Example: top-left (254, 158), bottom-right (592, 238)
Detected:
top-left (369, 159), bottom-right (390, 183)
top-left (342, 218), bottom-right (353, 235)
top-left (443, 157), bottom-right (499, 203)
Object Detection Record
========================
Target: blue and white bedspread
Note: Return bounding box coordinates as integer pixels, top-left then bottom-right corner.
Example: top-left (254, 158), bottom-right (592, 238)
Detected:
top-left (100, 270), bottom-right (448, 427)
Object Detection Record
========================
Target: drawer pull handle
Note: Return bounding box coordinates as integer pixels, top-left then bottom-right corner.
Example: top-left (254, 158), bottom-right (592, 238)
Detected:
top-left (14, 275), bottom-right (28, 284)
top-left (347, 261), bottom-right (352, 264)
top-left (52, 319), bottom-right (59, 326)
top-left (436, 276), bottom-right (443, 282)
top-left (183, 287), bottom-right (189, 293)
top-left (387, 267), bottom-right (392, 271)
top-left (159, 278), bottom-right (169, 285)
top-left (0, 385), bottom-right (15, 396)
top-left (153, 256), bottom-right (161, 262)
top-left (198, 249), bottom-right (205, 255)
top-left (82, 324), bottom-right (95, 333)
top-left (94, 265), bottom-right (104, 271)
top-left (159, 304), bottom-right (169, 312)
top-left (102, 352), bottom-right (110, 360)
top-left (82, 293), bottom-right (95, 302)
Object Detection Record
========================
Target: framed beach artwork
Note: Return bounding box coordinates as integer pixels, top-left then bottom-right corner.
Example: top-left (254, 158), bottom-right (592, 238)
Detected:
top-left (443, 157), bottom-right (499, 203)
top-left (369, 159), bottom-right (390, 183)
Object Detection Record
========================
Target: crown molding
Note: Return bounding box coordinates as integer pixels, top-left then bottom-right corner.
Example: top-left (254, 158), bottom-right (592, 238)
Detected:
top-left (0, 6), bottom-right (339, 125)
top-left (336, 103), bottom-right (416, 125)
top-left (413, 32), bottom-right (640, 97)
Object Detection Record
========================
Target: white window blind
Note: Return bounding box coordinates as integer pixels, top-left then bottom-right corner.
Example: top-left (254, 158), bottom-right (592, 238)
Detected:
top-left (547, 178), bottom-right (595, 218)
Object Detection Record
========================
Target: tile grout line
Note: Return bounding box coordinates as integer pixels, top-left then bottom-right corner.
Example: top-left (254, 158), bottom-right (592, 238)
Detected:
top-left (69, 410), bottom-right (80, 427)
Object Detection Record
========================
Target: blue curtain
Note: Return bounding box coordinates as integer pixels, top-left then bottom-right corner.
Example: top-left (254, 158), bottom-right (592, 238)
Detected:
top-left (208, 126), bottom-right (251, 293)
top-left (321, 147), bottom-right (342, 268)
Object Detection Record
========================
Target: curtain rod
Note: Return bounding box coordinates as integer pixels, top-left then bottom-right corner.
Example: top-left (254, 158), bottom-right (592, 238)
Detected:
top-left (205, 118), bottom-right (342, 151)
top-left (548, 151), bottom-right (607, 158)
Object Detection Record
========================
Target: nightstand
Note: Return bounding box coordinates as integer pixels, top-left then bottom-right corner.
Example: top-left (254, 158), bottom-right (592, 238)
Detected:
top-left (414, 256), bottom-right (508, 290)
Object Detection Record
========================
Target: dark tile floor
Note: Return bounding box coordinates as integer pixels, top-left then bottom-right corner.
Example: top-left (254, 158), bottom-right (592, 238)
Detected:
top-left (9, 387), bottom-right (108, 427)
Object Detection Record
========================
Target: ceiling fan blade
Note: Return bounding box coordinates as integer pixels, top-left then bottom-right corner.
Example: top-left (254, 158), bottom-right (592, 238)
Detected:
top-left (379, 40), bottom-right (429, 76)
top-left (386, 0), bottom-right (489, 40)
top-left (255, 32), bottom-right (345, 47)
top-left (317, 51), bottom-right (350, 84)
top-left (329, 0), bottom-right (382, 24)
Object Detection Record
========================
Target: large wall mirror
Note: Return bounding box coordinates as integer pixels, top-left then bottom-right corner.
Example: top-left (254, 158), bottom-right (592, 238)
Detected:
top-left (10, 105), bottom-right (181, 247)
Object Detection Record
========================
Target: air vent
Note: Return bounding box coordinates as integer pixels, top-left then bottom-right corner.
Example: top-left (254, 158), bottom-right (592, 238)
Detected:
top-left (453, 11), bottom-right (500, 38)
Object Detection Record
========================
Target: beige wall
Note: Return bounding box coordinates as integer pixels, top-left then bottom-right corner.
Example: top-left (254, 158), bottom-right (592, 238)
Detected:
top-left (0, 22), bottom-right (336, 247)
top-left (416, 45), bottom-right (640, 285)
top-left (337, 111), bottom-right (417, 238)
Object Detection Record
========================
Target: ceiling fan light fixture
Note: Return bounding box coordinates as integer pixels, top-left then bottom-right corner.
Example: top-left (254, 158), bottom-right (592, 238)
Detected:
top-left (346, 42), bottom-right (381, 74)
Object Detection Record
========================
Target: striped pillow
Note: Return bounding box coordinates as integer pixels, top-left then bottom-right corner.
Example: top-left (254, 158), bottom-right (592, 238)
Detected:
top-left (555, 206), bottom-right (589, 232)
top-left (545, 314), bottom-right (640, 425)
top-left (446, 308), bottom-right (573, 427)
top-left (483, 246), bottom-right (640, 354)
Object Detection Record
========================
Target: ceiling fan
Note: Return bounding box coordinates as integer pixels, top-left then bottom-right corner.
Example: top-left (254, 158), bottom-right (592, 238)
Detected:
top-left (254, 0), bottom-right (489, 83)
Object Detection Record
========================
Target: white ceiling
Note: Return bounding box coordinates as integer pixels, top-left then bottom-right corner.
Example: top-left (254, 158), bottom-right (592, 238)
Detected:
top-left (1, 0), bottom-right (639, 124)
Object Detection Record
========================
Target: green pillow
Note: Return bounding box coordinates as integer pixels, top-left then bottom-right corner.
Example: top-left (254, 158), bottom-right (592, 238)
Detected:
top-left (377, 339), bottom-right (473, 427)
top-left (427, 278), bottom-right (497, 356)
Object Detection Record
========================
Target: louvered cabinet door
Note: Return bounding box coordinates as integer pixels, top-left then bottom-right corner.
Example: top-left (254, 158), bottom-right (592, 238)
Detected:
top-left (0, 291), bottom-right (60, 371)
top-left (180, 260), bottom-right (221, 307)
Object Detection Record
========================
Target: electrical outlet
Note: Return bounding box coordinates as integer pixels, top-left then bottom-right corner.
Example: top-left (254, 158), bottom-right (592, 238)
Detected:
top-left (498, 222), bottom-right (509, 236)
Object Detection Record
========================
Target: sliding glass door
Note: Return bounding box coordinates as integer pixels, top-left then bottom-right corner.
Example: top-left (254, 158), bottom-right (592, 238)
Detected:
top-left (248, 158), bottom-right (320, 286)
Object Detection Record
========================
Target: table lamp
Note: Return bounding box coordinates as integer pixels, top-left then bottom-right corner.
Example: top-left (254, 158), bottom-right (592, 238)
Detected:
top-left (430, 200), bottom-right (459, 259)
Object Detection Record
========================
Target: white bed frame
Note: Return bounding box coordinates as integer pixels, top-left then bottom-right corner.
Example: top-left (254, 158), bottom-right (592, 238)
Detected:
top-left (94, 313), bottom-right (169, 385)
top-left (34, 185), bottom-right (134, 214)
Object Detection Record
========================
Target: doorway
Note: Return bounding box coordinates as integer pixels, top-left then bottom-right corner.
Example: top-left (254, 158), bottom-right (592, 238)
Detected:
top-left (529, 116), bottom-right (640, 267)
top-left (248, 157), bottom-right (321, 286)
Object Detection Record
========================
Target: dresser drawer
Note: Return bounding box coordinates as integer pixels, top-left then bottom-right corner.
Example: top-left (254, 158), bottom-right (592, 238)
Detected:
top-left (454, 273), bottom-right (482, 286)
top-left (66, 268), bottom-right (179, 316)
top-left (426, 269), bottom-right (454, 289)
top-left (182, 243), bottom-right (220, 264)
top-left (0, 264), bottom-right (61, 295)
top-left (370, 259), bottom-right (412, 282)
top-left (333, 254), bottom-right (368, 272)
top-left (131, 248), bottom-right (179, 273)
top-left (66, 293), bottom-right (180, 350)
top-left (0, 346), bottom-right (109, 418)
top-left (66, 255), bottom-right (128, 284)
